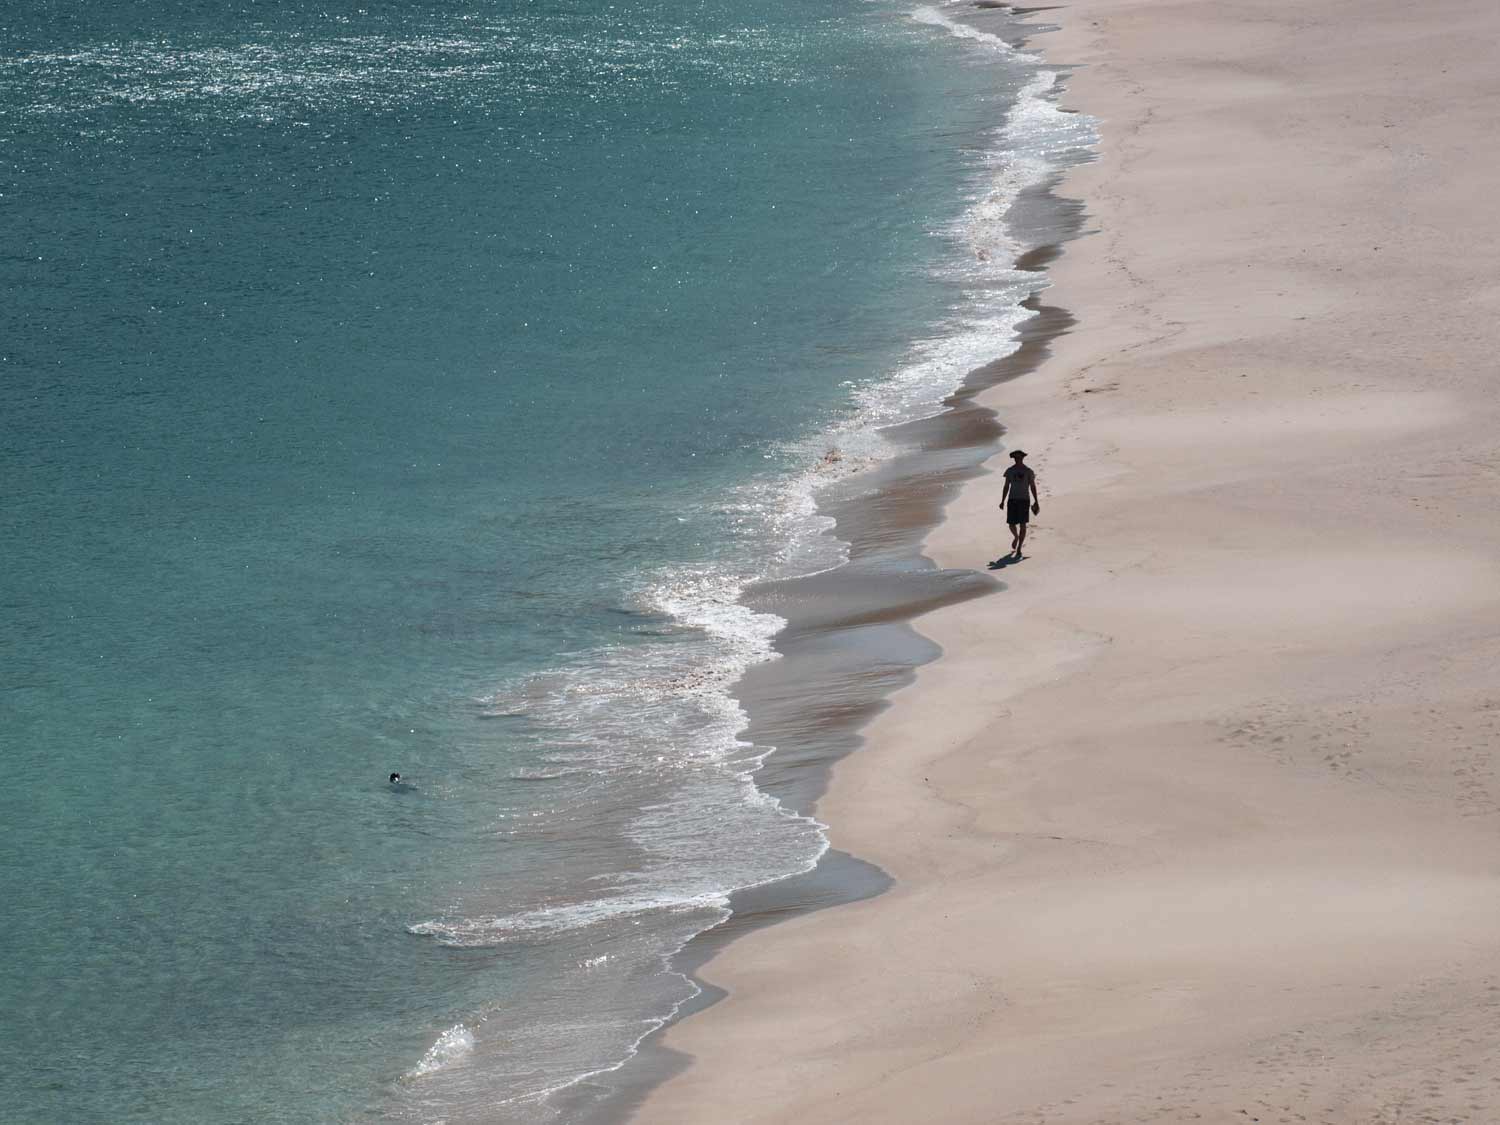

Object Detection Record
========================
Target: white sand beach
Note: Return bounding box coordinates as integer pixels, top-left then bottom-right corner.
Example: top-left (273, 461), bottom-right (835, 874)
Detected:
top-left (632, 0), bottom-right (1500, 1120)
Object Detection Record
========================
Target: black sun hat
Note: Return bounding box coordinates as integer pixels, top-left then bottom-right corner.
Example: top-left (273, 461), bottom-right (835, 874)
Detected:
top-left (1009, 449), bottom-right (1027, 459)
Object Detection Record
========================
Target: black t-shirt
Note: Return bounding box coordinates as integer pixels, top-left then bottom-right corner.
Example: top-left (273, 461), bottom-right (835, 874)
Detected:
top-left (1004, 464), bottom-right (1034, 500)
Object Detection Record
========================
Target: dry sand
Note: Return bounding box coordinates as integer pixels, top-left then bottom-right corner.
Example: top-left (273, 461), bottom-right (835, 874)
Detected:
top-left (631, 0), bottom-right (1500, 1121)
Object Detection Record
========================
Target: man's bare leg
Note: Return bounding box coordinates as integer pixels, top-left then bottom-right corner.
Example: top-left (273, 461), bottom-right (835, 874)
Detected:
top-left (1015, 523), bottom-right (1027, 556)
top-left (1010, 523), bottom-right (1020, 553)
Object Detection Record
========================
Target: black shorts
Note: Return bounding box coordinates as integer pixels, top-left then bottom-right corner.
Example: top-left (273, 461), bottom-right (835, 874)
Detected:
top-left (1006, 500), bottom-right (1030, 525)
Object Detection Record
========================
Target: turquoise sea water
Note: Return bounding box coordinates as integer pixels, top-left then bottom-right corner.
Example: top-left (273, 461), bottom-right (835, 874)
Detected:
top-left (1, 1), bottom-right (1090, 1120)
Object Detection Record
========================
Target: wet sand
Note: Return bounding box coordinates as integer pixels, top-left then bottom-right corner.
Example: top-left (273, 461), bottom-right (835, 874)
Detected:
top-left (630, 0), bottom-right (1500, 1121)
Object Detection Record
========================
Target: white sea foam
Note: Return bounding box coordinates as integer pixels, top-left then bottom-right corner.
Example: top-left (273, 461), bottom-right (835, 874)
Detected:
top-left (910, 5), bottom-right (1025, 54)
top-left (408, 892), bottom-right (731, 947)
top-left (762, 13), bottom-right (1090, 484)
top-left (408, 1024), bottom-right (475, 1078)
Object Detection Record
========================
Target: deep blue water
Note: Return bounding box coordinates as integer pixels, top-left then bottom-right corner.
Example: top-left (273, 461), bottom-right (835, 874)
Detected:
top-left (1, 1), bottom-right (1089, 1120)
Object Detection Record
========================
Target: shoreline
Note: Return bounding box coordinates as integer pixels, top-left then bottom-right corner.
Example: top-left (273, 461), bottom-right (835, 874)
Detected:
top-left (628, 0), bottom-right (1500, 1120)
top-left (396, 7), bottom-right (1091, 1117)
top-left (544, 9), bottom-right (1103, 1117)
top-left (565, 160), bottom-right (1091, 1123)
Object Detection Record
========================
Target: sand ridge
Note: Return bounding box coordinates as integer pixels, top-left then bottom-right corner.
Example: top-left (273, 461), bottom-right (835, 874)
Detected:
top-left (630, 0), bottom-right (1500, 1121)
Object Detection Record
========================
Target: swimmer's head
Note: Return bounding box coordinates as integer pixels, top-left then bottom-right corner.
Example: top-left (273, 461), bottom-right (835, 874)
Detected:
top-left (389, 772), bottom-right (401, 784)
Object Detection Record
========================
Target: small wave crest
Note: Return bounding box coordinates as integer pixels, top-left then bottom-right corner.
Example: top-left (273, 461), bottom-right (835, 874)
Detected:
top-left (408, 892), bottom-right (731, 948)
top-left (910, 4), bottom-right (1024, 54)
top-left (507, 766), bottom-right (602, 782)
top-left (407, 1024), bottom-right (475, 1079)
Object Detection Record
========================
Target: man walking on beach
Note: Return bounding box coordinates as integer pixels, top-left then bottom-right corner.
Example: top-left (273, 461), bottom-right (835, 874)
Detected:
top-left (1000, 449), bottom-right (1039, 556)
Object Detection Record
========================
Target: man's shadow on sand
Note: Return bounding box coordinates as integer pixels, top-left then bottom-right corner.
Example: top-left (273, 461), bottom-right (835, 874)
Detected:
top-left (987, 553), bottom-right (1025, 570)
